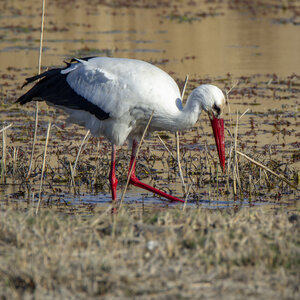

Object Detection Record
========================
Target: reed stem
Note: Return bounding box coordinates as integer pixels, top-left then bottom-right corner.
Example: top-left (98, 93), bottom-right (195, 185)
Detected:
top-left (0, 123), bottom-right (13, 133)
top-left (175, 75), bottom-right (189, 195)
top-left (73, 130), bottom-right (90, 176)
top-left (156, 134), bottom-right (176, 160)
top-left (27, 105), bottom-right (38, 179)
top-left (27, 0), bottom-right (46, 179)
top-left (36, 121), bottom-right (51, 214)
top-left (119, 111), bottom-right (154, 209)
top-left (1, 125), bottom-right (7, 183)
top-left (236, 150), bottom-right (298, 190)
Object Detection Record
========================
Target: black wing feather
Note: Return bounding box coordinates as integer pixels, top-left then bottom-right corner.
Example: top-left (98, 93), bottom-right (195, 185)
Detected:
top-left (17, 63), bottom-right (110, 121)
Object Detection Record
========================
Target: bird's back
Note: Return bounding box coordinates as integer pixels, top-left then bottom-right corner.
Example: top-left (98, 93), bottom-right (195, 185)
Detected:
top-left (17, 56), bottom-right (183, 145)
top-left (65, 57), bottom-right (182, 119)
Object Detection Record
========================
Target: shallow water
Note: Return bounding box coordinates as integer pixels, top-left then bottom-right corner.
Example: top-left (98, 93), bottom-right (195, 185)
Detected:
top-left (1, 1), bottom-right (300, 76)
top-left (0, 0), bottom-right (299, 209)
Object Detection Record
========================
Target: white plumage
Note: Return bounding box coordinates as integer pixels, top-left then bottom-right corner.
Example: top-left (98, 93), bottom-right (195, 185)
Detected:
top-left (18, 56), bottom-right (226, 203)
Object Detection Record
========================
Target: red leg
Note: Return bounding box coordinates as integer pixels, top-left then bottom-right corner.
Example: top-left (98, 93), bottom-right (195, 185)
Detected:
top-left (128, 139), bottom-right (185, 203)
top-left (109, 144), bottom-right (118, 201)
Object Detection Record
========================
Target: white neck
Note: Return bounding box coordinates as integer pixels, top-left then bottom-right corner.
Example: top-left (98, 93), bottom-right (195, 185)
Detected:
top-left (175, 93), bottom-right (203, 130)
top-left (176, 84), bottom-right (225, 129)
top-left (150, 84), bottom-right (224, 133)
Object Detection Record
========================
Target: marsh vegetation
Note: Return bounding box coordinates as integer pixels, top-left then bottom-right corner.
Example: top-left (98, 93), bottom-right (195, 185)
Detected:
top-left (0, 0), bottom-right (299, 298)
top-left (0, 207), bottom-right (299, 299)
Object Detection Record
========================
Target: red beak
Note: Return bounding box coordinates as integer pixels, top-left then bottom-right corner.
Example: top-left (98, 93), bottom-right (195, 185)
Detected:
top-left (210, 116), bottom-right (225, 171)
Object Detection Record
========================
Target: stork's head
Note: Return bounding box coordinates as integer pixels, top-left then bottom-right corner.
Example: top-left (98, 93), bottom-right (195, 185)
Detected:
top-left (191, 84), bottom-right (226, 171)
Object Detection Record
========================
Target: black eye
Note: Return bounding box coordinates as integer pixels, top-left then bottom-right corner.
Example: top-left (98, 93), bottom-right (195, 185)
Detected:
top-left (213, 104), bottom-right (221, 115)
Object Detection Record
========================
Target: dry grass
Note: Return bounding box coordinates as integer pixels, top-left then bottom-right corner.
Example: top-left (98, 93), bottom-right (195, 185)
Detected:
top-left (0, 207), bottom-right (299, 299)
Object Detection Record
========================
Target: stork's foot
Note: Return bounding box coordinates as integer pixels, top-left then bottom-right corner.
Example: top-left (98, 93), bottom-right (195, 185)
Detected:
top-left (129, 173), bottom-right (185, 203)
top-left (128, 139), bottom-right (185, 203)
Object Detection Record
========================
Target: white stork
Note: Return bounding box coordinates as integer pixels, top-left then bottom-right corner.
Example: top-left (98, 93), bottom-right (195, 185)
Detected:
top-left (17, 57), bottom-right (226, 203)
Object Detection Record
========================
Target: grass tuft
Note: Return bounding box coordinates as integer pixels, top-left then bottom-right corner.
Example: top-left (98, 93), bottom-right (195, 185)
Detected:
top-left (0, 207), bottom-right (299, 299)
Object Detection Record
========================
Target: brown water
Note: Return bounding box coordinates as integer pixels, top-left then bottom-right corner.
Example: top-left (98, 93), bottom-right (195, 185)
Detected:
top-left (0, 0), bottom-right (299, 209)
top-left (1, 1), bottom-right (300, 76)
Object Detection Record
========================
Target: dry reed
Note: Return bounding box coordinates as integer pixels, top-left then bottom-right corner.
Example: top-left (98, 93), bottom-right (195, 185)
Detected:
top-left (119, 111), bottom-right (154, 209)
top-left (36, 121), bottom-right (51, 214)
top-left (1, 124), bottom-right (7, 183)
top-left (236, 150), bottom-right (299, 190)
top-left (27, 0), bottom-right (46, 179)
top-left (176, 74), bottom-right (189, 195)
top-left (156, 133), bottom-right (176, 160)
top-left (0, 123), bottom-right (13, 133)
top-left (72, 130), bottom-right (90, 176)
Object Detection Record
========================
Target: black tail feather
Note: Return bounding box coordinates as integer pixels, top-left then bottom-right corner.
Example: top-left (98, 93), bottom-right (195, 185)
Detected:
top-left (17, 68), bottom-right (62, 104)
